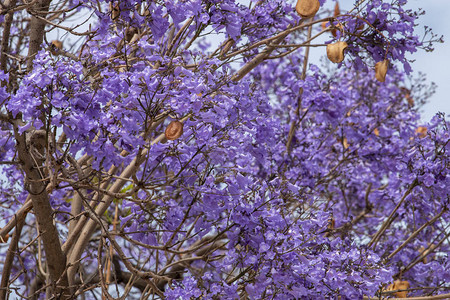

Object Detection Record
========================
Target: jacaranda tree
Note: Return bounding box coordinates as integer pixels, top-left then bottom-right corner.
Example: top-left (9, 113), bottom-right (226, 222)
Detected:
top-left (0, 0), bottom-right (449, 298)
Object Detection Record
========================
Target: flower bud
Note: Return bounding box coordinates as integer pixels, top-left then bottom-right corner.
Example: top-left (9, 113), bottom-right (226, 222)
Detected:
top-left (165, 121), bottom-right (184, 140)
top-left (326, 41), bottom-right (348, 63)
top-left (296, 0), bottom-right (320, 18)
top-left (375, 60), bottom-right (389, 82)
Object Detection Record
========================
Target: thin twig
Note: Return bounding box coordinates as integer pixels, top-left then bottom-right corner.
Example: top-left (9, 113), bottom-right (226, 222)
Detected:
top-left (286, 21), bottom-right (313, 154)
top-left (368, 179), bottom-right (418, 249)
top-left (388, 208), bottom-right (447, 259)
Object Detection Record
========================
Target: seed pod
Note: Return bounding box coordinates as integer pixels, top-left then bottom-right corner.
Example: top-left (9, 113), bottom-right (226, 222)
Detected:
top-left (419, 244), bottom-right (436, 263)
top-left (165, 121), bottom-right (184, 140)
top-left (373, 128), bottom-right (379, 136)
top-left (393, 280), bottom-right (409, 298)
top-left (401, 88), bottom-right (414, 106)
top-left (342, 137), bottom-right (349, 149)
top-left (333, 23), bottom-right (344, 37)
top-left (296, 0), bottom-right (320, 18)
top-left (322, 22), bottom-right (343, 37)
top-left (415, 126), bottom-right (427, 138)
top-left (375, 59), bottom-right (389, 82)
top-left (334, 2), bottom-right (340, 16)
top-left (125, 27), bottom-right (138, 42)
top-left (405, 93), bottom-right (414, 106)
top-left (326, 41), bottom-right (348, 63)
top-left (50, 40), bottom-right (63, 55)
top-left (327, 217), bottom-right (335, 230)
top-left (419, 246), bottom-right (428, 263)
top-left (110, 2), bottom-right (120, 20)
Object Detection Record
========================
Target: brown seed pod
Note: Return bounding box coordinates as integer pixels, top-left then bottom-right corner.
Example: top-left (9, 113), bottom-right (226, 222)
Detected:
top-left (401, 88), bottom-right (414, 106)
top-left (405, 93), bottom-right (414, 106)
top-left (392, 280), bottom-right (410, 298)
top-left (375, 59), bottom-right (389, 82)
top-left (296, 0), bottom-right (320, 18)
top-left (327, 217), bottom-right (335, 230)
top-left (165, 121), bottom-right (184, 140)
top-left (333, 23), bottom-right (344, 37)
top-left (418, 246), bottom-right (429, 263)
top-left (334, 2), bottom-right (340, 16)
top-left (322, 21), bottom-right (343, 37)
top-left (125, 27), bottom-right (138, 42)
top-left (50, 40), bottom-right (63, 55)
top-left (326, 41), bottom-right (348, 63)
top-left (418, 244), bottom-right (436, 263)
top-left (342, 137), bottom-right (349, 149)
top-left (110, 2), bottom-right (120, 20)
top-left (373, 128), bottom-right (379, 136)
top-left (415, 126), bottom-right (427, 138)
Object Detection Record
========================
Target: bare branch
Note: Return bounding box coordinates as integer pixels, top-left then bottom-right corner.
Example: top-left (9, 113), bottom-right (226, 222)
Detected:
top-left (0, 0), bottom-right (17, 73)
top-left (0, 219), bottom-right (24, 299)
top-left (13, 122), bottom-right (70, 297)
top-left (26, 0), bottom-right (52, 71)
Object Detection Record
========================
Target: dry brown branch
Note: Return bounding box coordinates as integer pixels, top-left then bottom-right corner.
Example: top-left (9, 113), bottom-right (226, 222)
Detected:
top-left (0, 219), bottom-right (24, 299)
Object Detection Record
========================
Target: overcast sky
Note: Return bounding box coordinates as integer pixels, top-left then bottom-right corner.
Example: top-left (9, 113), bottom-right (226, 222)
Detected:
top-left (406, 0), bottom-right (450, 121)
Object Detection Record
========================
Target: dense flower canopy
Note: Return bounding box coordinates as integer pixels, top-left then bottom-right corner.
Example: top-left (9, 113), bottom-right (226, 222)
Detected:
top-left (0, 0), bottom-right (449, 299)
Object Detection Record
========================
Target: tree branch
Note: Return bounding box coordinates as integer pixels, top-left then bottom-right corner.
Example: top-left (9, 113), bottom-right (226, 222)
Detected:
top-left (363, 292), bottom-right (450, 300)
top-left (26, 0), bottom-right (52, 71)
top-left (0, 197), bottom-right (32, 241)
top-left (368, 179), bottom-right (418, 249)
top-left (65, 114), bottom-right (192, 285)
top-left (0, 218), bottom-right (24, 299)
top-left (13, 123), bottom-right (70, 297)
top-left (387, 208), bottom-right (447, 259)
top-left (285, 21), bottom-right (313, 154)
top-left (0, 0), bottom-right (17, 73)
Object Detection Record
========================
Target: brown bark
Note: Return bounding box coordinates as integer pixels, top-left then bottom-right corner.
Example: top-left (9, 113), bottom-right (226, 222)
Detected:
top-left (13, 125), bottom-right (70, 298)
top-left (0, 0), bottom-right (17, 73)
top-left (0, 219), bottom-right (24, 300)
top-left (66, 115), bottom-right (190, 285)
top-left (26, 0), bottom-right (52, 72)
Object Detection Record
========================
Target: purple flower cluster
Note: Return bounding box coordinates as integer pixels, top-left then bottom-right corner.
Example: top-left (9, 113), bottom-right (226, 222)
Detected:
top-left (0, 0), bottom-right (448, 299)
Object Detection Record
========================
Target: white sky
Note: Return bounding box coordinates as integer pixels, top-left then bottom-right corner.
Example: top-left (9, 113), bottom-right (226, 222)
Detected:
top-left (406, 0), bottom-right (450, 121)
